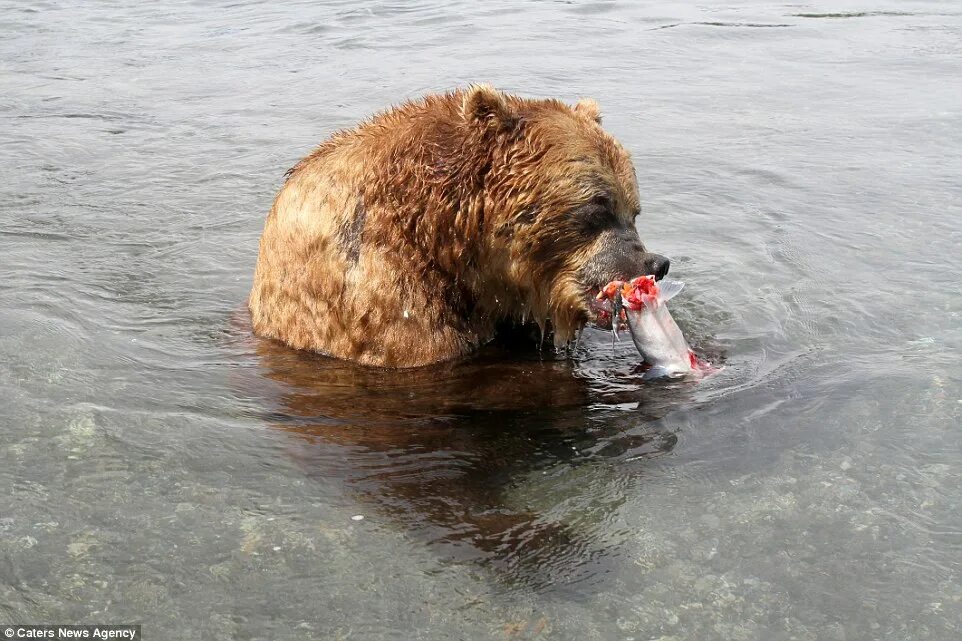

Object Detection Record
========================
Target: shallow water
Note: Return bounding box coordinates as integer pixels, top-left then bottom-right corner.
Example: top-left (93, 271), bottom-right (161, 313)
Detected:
top-left (2, 1), bottom-right (961, 639)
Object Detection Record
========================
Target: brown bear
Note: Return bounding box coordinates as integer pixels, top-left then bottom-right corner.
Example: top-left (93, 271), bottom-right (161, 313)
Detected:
top-left (249, 85), bottom-right (669, 367)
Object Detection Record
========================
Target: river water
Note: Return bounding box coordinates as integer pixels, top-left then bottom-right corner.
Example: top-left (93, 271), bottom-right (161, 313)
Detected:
top-left (2, 1), bottom-right (960, 639)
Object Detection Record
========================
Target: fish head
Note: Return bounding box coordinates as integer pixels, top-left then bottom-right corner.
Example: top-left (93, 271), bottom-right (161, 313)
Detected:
top-left (594, 275), bottom-right (660, 313)
top-left (622, 275), bottom-right (661, 310)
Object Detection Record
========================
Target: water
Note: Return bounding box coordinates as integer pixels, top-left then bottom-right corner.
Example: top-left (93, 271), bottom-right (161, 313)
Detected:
top-left (2, 1), bottom-right (960, 639)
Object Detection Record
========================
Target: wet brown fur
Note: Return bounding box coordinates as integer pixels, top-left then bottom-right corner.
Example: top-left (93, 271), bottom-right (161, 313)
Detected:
top-left (249, 86), bottom-right (642, 367)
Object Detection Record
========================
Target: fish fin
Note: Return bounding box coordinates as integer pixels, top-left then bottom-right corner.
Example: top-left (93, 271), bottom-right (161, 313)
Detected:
top-left (642, 365), bottom-right (673, 380)
top-left (657, 279), bottom-right (685, 302)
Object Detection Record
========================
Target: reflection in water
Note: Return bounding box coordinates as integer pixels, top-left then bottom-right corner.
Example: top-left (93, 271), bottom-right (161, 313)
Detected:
top-left (232, 315), bottom-right (688, 588)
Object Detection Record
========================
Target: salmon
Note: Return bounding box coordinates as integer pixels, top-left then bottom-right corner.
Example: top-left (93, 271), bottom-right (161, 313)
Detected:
top-left (597, 275), bottom-right (711, 379)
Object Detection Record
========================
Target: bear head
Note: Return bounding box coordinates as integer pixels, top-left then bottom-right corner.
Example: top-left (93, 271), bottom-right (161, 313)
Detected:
top-left (460, 85), bottom-right (670, 345)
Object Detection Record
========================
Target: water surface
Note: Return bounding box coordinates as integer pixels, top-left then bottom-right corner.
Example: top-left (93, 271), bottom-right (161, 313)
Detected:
top-left (2, 1), bottom-right (961, 639)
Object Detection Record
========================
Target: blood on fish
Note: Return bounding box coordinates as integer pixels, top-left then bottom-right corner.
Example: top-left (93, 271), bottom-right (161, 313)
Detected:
top-left (597, 281), bottom-right (625, 301)
top-left (630, 275), bottom-right (659, 295)
top-left (615, 275), bottom-right (660, 311)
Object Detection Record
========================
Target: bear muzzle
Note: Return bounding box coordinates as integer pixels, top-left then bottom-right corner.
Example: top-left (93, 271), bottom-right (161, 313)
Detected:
top-left (581, 248), bottom-right (670, 330)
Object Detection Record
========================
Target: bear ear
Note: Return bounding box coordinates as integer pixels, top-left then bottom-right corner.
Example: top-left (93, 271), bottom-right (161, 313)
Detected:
top-left (462, 84), bottom-right (518, 130)
top-left (574, 98), bottom-right (602, 124)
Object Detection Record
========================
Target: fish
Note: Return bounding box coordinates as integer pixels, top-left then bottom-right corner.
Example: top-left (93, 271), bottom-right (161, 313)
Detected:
top-left (597, 275), bottom-right (711, 379)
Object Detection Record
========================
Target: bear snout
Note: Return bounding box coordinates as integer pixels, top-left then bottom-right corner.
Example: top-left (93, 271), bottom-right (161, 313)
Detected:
top-left (580, 240), bottom-right (671, 291)
top-left (644, 254), bottom-right (671, 281)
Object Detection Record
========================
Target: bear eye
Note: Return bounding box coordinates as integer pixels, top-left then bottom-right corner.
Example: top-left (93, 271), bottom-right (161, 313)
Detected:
top-left (577, 195), bottom-right (616, 234)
